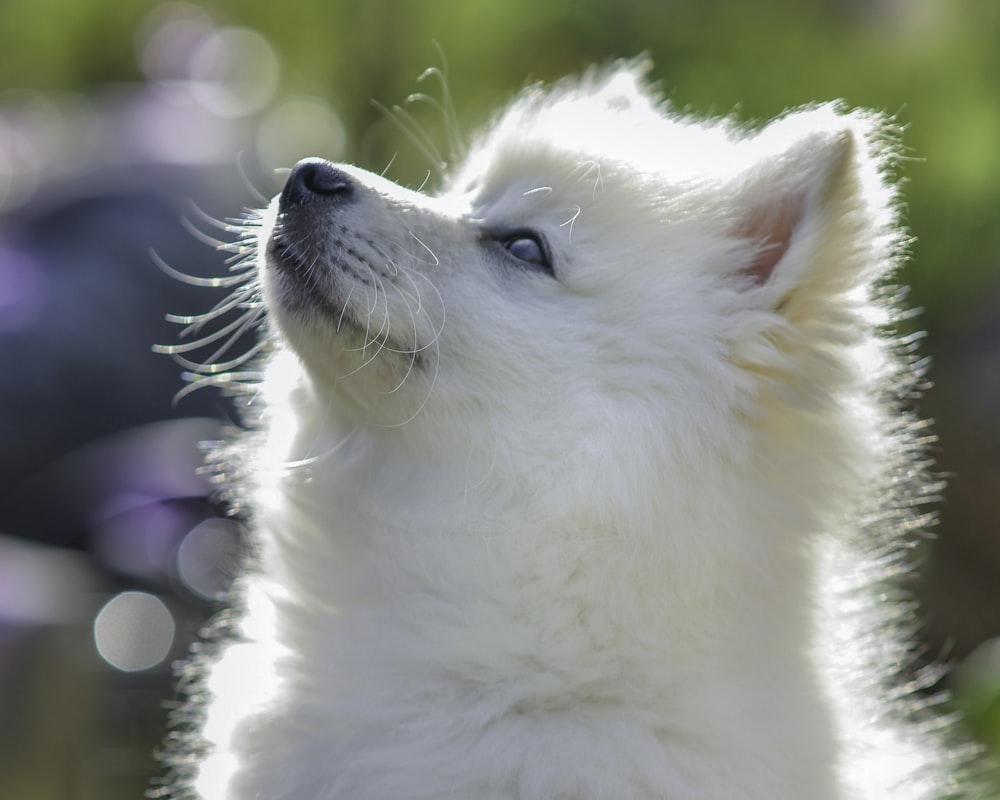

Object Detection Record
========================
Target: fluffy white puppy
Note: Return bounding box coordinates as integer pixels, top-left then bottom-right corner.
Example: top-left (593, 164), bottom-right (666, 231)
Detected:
top-left (158, 63), bottom-right (979, 799)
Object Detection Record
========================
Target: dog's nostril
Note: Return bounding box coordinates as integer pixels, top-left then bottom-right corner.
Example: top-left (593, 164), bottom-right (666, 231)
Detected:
top-left (300, 160), bottom-right (352, 195)
top-left (280, 158), bottom-right (353, 208)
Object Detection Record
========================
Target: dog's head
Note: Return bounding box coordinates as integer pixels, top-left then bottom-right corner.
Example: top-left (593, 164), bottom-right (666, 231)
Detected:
top-left (260, 63), bottom-right (903, 517)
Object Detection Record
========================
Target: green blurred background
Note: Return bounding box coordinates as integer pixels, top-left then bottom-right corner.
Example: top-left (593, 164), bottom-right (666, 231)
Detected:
top-left (0, 1), bottom-right (998, 798)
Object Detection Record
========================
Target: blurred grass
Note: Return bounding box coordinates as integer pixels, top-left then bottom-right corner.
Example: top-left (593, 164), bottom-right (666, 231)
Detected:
top-left (1, 0), bottom-right (998, 326)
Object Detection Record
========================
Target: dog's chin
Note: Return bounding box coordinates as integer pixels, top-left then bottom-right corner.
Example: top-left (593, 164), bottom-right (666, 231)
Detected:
top-left (262, 232), bottom-right (360, 337)
top-left (262, 250), bottom-right (427, 384)
top-left (264, 230), bottom-right (333, 312)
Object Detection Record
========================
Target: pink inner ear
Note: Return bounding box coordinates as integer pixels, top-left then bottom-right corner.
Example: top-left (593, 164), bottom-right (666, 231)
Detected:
top-left (743, 197), bottom-right (804, 285)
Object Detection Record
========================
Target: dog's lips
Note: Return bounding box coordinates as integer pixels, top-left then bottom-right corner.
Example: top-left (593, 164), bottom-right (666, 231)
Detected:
top-left (265, 228), bottom-right (344, 317)
top-left (266, 223), bottom-right (307, 272)
top-left (264, 228), bottom-right (420, 364)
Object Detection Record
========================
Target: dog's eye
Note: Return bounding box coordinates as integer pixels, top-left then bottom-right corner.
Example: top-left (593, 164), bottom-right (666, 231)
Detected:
top-left (502, 233), bottom-right (552, 273)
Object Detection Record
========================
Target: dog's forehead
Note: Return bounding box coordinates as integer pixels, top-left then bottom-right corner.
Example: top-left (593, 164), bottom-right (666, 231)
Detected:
top-left (472, 89), bottom-right (743, 191)
top-left (446, 148), bottom-right (613, 226)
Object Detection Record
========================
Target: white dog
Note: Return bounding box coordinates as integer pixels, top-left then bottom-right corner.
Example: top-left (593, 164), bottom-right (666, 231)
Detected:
top-left (158, 62), bottom-right (978, 799)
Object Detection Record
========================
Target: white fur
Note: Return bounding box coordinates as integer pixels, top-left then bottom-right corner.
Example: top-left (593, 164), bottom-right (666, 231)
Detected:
top-left (161, 63), bottom-right (974, 799)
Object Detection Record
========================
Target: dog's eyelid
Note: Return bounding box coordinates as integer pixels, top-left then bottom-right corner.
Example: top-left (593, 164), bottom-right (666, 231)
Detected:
top-left (504, 234), bottom-right (547, 267)
top-left (483, 227), bottom-right (555, 277)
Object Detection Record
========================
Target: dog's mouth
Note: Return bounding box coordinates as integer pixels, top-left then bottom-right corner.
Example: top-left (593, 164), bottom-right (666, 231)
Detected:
top-left (266, 223), bottom-right (300, 268)
top-left (264, 223), bottom-right (426, 368)
top-left (265, 224), bottom-right (344, 319)
top-left (261, 160), bottom-right (443, 371)
top-left (263, 159), bottom-right (364, 323)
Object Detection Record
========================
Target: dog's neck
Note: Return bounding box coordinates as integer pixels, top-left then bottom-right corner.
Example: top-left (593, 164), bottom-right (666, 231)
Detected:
top-left (239, 383), bottom-right (852, 799)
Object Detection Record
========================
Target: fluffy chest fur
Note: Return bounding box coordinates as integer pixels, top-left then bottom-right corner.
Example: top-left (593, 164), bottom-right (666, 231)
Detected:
top-left (159, 63), bottom-right (977, 799)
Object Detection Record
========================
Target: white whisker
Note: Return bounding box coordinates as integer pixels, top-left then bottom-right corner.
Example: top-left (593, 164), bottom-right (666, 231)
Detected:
top-left (172, 338), bottom-right (268, 375)
top-left (185, 199), bottom-right (247, 235)
top-left (417, 44), bottom-right (466, 162)
top-left (156, 309), bottom-right (261, 355)
top-left (172, 369), bottom-right (262, 403)
top-left (170, 288), bottom-right (259, 336)
top-left (408, 232), bottom-right (440, 266)
top-left (180, 216), bottom-right (241, 253)
top-left (377, 336), bottom-right (440, 429)
top-left (279, 427), bottom-right (358, 474)
top-left (152, 249), bottom-right (248, 288)
top-left (156, 202), bottom-right (266, 404)
top-left (371, 99), bottom-right (446, 175)
top-left (236, 150), bottom-right (272, 206)
top-left (560, 205), bottom-right (582, 241)
top-left (337, 286), bottom-right (355, 333)
top-left (380, 152), bottom-right (398, 178)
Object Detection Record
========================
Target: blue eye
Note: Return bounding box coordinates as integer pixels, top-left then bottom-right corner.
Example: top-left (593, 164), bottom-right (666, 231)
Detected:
top-left (505, 235), bottom-right (544, 265)
top-left (501, 232), bottom-right (552, 273)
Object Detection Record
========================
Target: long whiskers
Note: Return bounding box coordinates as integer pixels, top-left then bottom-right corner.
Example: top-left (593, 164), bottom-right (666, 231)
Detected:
top-left (278, 426), bottom-right (359, 475)
top-left (413, 43), bottom-right (464, 164)
top-left (154, 209), bottom-right (267, 401)
top-left (372, 47), bottom-right (466, 183)
top-left (236, 150), bottom-right (273, 207)
top-left (332, 231), bottom-right (445, 418)
top-left (408, 232), bottom-right (441, 266)
top-left (372, 99), bottom-right (447, 176)
top-left (377, 333), bottom-right (440, 430)
top-left (338, 264), bottom-right (392, 378)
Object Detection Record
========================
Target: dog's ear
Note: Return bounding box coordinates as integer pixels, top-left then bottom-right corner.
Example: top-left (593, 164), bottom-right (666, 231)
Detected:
top-left (731, 106), bottom-right (901, 312)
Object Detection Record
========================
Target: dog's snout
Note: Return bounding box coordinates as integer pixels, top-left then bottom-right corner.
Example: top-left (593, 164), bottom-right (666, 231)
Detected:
top-left (280, 158), bottom-right (354, 210)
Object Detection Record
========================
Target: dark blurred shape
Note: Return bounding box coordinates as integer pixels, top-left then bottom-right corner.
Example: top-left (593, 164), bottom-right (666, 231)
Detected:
top-left (0, 9), bottom-right (278, 798)
top-left (0, 177), bottom-right (234, 543)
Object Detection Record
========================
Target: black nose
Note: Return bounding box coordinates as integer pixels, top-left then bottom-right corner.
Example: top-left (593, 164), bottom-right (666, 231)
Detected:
top-left (280, 158), bottom-right (354, 210)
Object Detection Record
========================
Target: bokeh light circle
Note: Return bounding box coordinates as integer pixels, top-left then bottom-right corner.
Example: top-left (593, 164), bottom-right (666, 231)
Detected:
top-left (176, 517), bottom-right (243, 600)
top-left (93, 591), bottom-right (175, 672)
top-left (189, 27), bottom-right (280, 117)
top-left (256, 96), bottom-right (347, 176)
